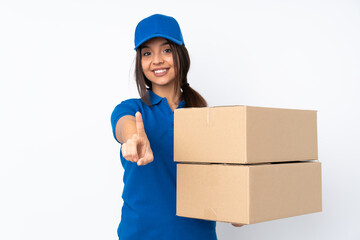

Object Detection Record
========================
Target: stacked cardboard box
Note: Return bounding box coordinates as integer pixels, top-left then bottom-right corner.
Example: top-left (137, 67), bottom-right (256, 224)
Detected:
top-left (174, 105), bottom-right (322, 224)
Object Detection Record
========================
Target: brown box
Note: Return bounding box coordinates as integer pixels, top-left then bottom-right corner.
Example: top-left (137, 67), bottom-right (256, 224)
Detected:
top-left (177, 161), bottom-right (322, 224)
top-left (174, 106), bottom-right (318, 164)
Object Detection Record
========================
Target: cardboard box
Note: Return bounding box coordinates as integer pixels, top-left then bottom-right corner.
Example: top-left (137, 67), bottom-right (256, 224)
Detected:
top-left (177, 161), bottom-right (322, 224)
top-left (174, 105), bottom-right (318, 164)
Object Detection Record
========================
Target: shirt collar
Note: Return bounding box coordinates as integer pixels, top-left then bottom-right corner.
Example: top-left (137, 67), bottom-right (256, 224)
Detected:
top-left (148, 89), bottom-right (186, 108)
top-left (148, 89), bottom-right (162, 105)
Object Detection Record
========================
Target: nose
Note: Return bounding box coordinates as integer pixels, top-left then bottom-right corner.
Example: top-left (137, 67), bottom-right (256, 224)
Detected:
top-left (152, 52), bottom-right (164, 65)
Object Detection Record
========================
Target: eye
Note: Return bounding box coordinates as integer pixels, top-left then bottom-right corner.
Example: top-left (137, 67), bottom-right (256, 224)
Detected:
top-left (164, 48), bottom-right (172, 53)
top-left (142, 51), bottom-right (151, 56)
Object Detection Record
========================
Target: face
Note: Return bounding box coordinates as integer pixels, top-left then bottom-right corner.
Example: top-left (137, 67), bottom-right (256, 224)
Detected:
top-left (140, 37), bottom-right (176, 89)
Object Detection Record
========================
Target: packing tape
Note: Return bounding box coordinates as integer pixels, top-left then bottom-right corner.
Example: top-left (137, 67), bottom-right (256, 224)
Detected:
top-left (206, 107), bottom-right (215, 127)
top-left (206, 108), bottom-right (210, 125)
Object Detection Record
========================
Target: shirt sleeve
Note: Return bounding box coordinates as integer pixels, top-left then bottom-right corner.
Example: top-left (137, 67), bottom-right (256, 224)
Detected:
top-left (110, 99), bottom-right (141, 143)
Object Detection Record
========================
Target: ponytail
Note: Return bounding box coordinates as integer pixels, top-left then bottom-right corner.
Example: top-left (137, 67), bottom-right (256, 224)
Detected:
top-left (181, 83), bottom-right (207, 108)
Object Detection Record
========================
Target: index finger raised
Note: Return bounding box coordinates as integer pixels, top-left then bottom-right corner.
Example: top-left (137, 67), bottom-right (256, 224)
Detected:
top-left (135, 112), bottom-right (146, 137)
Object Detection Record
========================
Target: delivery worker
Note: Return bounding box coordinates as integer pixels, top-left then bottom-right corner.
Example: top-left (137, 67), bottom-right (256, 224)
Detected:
top-left (111, 13), bottom-right (242, 240)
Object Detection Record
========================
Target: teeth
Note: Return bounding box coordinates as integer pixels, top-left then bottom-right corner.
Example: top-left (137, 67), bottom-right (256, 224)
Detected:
top-left (154, 69), bottom-right (167, 74)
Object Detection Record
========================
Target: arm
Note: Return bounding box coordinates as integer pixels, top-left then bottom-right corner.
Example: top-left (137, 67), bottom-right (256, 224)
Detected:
top-left (114, 115), bottom-right (137, 144)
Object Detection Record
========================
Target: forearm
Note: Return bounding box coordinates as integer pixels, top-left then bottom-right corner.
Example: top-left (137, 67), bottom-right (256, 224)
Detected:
top-left (115, 115), bottom-right (137, 143)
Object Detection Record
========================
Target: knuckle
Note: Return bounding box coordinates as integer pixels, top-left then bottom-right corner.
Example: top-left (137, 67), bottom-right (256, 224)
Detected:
top-left (131, 152), bottom-right (138, 159)
top-left (126, 155), bottom-right (134, 162)
top-left (121, 149), bottom-right (127, 156)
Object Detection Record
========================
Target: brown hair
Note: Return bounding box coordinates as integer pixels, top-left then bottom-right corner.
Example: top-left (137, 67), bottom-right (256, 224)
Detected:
top-left (134, 40), bottom-right (208, 108)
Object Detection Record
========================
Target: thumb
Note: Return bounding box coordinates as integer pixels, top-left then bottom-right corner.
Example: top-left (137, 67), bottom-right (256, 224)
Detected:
top-left (135, 112), bottom-right (146, 137)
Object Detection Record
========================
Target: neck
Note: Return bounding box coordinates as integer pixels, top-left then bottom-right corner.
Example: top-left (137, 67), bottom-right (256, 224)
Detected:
top-left (152, 83), bottom-right (182, 105)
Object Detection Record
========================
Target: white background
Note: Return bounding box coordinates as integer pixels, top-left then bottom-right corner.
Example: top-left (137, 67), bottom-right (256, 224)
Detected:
top-left (1, 0), bottom-right (359, 239)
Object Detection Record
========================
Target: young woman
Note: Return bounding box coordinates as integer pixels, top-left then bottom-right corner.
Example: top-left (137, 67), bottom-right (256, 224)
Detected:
top-left (111, 13), bottom-right (242, 240)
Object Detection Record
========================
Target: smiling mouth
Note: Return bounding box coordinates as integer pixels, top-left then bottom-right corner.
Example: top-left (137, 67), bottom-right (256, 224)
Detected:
top-left (153, 68), bottom-right (169, 74)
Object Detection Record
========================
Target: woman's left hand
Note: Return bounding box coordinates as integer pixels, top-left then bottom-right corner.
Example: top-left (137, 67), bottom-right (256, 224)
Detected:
top-left (231, 223), bottom-right (244, 227)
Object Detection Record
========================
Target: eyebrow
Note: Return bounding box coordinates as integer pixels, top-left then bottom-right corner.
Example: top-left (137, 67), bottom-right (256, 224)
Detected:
top-left (141, 41), bottom-right (170, 49)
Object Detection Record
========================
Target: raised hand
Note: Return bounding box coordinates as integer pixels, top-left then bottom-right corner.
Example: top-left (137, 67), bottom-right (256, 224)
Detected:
top-left (121, 112), bottom-right (154, 166)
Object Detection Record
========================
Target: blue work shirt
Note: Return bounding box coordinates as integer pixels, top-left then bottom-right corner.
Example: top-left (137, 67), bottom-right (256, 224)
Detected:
top-left (111, 90), bottom-right (217, 240)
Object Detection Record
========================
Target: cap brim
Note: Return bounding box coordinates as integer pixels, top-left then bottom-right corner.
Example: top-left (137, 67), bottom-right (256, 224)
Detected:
top-left (134, 34), bottom-right (184, 50)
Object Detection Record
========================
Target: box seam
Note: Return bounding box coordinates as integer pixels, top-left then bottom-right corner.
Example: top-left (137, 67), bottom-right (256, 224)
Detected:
top-left (245, 106), bottom-right (248, 164)
top-left (247, 166), bottom-right (251, 224)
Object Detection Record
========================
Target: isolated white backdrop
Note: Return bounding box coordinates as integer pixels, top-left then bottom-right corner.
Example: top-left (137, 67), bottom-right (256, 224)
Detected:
top-left (1, 0), bottom-right (359, 239)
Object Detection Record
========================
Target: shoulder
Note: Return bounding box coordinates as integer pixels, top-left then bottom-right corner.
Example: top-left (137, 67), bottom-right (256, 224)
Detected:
top-left (116, 98), bottom-right (142, 108)
top-left (111, 98), bottom-right (145, 123)
top-left (112, 98), bottom-right (142, 115)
